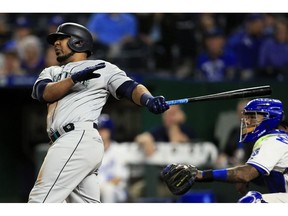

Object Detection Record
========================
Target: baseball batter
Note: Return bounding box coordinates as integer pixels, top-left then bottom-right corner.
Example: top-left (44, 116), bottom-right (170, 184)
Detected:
top-left (28, 22), bottom-right (170, 203)
top-left (161, 98), bottom-right (288, 203)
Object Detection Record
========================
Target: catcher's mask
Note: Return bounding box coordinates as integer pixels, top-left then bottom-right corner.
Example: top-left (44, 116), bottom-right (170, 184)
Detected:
top-left (47, 22), bottom-right (93, 57)
top-left (240, 98), bottom-right (283, 143)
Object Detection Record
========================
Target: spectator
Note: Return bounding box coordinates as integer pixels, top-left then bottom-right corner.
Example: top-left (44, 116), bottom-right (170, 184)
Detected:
top-left (258, 16), bottom-right (288, 80)
top-left (1, 15), bottom-right (44, 75)
top-left (47, 15), bottom-right (65, 35)
top-left (226, 13), bottom-right (267, 81)
top-left (137, 13), bottom-right (162, 48)
top-left (223, 14), bottom-right (247, 36)
top-left (0, 14), bottom-right (11, 51)
top-left (135, 104), bottom-right (197, 157)
top-left (194, 13), bottom-right (224, 51)
top-left (41, 15), bottom-right (66, 49)
top-left (3, 15), bottom-right (33, 53)
top-left (263, 13), bottom-right (277, 37)
top-left (135, 13), bottom-right (165, 71)
top-left (86, 13), bottom-right (138, 62)
top-left (17, 35), bottom-right (45, 75)
top-left (136, 13), bottom-right (177, 75)
top-left (195, 27), bottom-right (237, 82)
top-left (97, 114), bottom-right (129, 203)
top-left (0, 47), bottom-right (26, 76)
top-left (172, 13), bottom-right (198, 79)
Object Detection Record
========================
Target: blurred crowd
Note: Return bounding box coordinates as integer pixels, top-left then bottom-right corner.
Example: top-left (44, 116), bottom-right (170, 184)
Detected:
top-left (1, 13), bottom-right (288, 82)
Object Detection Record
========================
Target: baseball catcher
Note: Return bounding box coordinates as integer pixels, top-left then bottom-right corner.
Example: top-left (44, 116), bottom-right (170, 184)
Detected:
top-left (161, 98), bottom-right (288, 203)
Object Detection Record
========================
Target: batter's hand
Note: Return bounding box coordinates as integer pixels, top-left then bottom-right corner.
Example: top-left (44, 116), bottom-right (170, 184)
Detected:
top-left (145, 95), bottom-right (170, 114)
top-left (71, 62), bottom-right (105, 83)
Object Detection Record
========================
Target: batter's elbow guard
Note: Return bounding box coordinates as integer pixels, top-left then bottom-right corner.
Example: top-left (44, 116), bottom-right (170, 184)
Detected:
top-left (34, 79), bottom-right (52, 103)
top-left (116, 80), bottom-right (139, 101)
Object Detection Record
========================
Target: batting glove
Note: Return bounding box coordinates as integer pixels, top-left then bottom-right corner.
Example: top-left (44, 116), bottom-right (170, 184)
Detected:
top-left (71, 62), bottom-right (105, 83)
top-left (140, 93), bottom-right (170, 114)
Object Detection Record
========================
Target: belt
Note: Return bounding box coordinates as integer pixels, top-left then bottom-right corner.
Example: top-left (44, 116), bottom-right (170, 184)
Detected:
top-left (49, 122), bottom-right (98, 143)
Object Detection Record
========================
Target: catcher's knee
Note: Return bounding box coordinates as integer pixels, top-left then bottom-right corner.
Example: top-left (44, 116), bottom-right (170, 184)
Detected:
top-left (238, 191), bottom-right (267, 203)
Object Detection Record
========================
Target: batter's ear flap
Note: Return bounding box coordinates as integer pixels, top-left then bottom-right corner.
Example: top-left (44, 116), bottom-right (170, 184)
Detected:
top-left (68, 37), bottom-right (86, 51)
top-left (68, 37), bottom-right (92, 57)
top-left (74, 41), bottom-right (84, 47)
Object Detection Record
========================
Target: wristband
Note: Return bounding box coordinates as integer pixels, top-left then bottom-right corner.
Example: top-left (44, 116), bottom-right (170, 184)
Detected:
top-left (213, 169), bottom-right (228, 181)
top-left (140, 93), bottom-right (154, 106)
top-left (202, 169), bottom-right (228, 182)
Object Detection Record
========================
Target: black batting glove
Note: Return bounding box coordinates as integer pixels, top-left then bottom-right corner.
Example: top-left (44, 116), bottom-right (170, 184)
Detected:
top-left (140, 93), bottom-right (170, 114)
top-left (71, 62), bottom-right (105, 83)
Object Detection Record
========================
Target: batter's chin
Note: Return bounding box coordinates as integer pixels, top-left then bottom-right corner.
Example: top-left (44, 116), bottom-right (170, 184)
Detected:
top-left (57, 52), bottom-right (75, 63)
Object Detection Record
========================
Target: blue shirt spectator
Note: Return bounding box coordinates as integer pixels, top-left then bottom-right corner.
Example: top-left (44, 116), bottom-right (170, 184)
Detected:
top-left (196, 28), bottom-right (237, 82)
top-left (86, 13), bottom-right (139, 65)
top-left (87, 13), bottom-right (137, 45)
top-left (258, 16), bottom-right (288, 80)
top-left (226, 13), bottom-right (267, 80)
top-left (259, 38), bottom-right (288, 68)
top-left (196, 50), bottom-right (237, 82)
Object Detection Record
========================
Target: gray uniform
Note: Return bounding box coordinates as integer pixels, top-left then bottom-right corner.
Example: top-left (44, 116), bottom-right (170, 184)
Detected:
top-left (29, 59), bottom-right (132, 203)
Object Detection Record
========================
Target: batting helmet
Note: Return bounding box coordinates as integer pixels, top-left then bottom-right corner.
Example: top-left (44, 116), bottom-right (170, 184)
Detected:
top-left (240, 98), bottom-right (284, 143)
top-left (47, 22), bottom-right (93, 57)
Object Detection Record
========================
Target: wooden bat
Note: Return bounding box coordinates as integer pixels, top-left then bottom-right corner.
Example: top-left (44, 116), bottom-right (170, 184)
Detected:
top-left (166, 85), bottom-right (272, 105)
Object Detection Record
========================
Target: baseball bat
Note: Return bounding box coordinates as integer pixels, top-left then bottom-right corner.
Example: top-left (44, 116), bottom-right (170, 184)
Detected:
top-left (166, 85), bottom-right (272, 105)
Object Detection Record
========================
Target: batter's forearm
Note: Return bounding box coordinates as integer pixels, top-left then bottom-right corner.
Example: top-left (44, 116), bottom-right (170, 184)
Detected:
top-left (43, 78), bottom-right (75, 103)
top-left (131, 84), bottom-right (152, 106)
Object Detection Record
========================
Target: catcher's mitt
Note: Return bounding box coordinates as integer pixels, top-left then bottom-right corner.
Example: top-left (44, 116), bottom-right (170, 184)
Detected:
top-left (160, 163), bottom-right (198, 196)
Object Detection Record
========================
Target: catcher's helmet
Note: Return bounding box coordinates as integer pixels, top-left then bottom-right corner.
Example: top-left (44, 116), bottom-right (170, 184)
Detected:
top-left (47, 22), bottom-right (93, 57)
top-left (240, 98), bottom-right (283, 143)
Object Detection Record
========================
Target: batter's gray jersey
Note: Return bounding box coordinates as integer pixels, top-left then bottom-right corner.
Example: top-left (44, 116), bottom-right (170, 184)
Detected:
top-left (32, 59), bottom-right (132, 134)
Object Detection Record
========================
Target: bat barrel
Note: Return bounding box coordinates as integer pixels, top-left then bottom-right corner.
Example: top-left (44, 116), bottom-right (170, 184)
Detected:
top-left (166, 85), bottom-right (272, 105)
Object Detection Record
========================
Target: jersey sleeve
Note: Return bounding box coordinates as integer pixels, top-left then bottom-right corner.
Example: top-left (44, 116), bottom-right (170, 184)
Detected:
top-left (246, 135), bottom-right (287, 175)
top-left (106, 63), bottom-right (133, 100)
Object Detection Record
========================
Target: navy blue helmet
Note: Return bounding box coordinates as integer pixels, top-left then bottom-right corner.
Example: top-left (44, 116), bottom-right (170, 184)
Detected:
top-left (47, 22), bottom-right (93, 57)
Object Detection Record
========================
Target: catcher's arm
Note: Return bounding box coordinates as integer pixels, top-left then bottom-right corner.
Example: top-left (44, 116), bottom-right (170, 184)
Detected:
top-left (196, 164), bottom-right (259, 183)
top-left (160, 163), bottom-right (259, 196)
